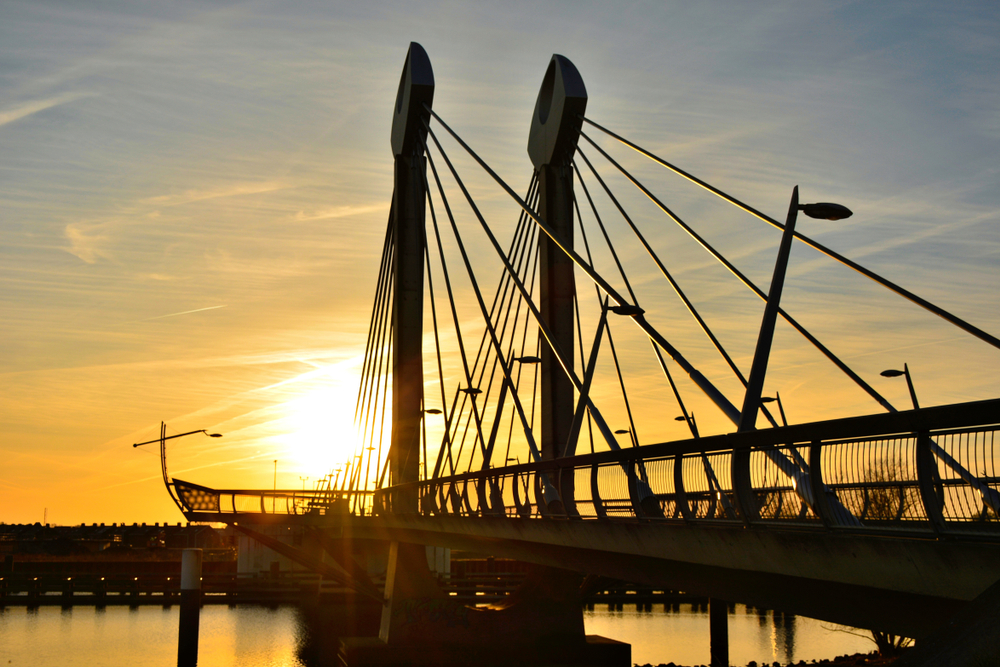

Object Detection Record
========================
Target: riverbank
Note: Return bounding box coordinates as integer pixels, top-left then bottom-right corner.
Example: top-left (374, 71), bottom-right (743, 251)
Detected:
top-left (634, 650), bottom-right (906, 667)
top-left (635, 652), bottom-right (902, 667)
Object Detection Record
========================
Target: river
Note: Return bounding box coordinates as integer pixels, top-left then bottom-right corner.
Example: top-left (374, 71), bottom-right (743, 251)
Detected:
top-left (0, 602), bottom-right (874, 666)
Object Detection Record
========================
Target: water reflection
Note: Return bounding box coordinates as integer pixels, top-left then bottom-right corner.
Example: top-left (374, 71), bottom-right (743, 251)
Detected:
top-left (0, 601), bottom-right (871, 667)
top-left (585, 602), bottom-right (868, 666)
top-left (747, 606), bottom-right (797, 665)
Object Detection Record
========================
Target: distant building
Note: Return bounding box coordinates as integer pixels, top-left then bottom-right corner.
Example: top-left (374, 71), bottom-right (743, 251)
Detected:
top-left (0, 522), bottom-right (228, 556)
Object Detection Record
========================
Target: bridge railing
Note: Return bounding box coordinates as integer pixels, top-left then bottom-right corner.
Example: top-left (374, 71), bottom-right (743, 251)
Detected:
top-left (376, 399), bottom-right (1000, 538)
top-left (172, 479), bottom-right (375, 517)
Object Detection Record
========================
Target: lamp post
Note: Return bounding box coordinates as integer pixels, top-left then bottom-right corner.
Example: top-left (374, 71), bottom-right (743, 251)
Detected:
top-left (133, 425), bottom-right (221, 667)
top-left (132, 427), bottom-right (222, 448)
top-left (881, 364), bottom-right (919, 409)
top-left (273, 460), bottom-right (277, 492)
top-left (614, 428), bottom-right (638, 448)
top-left (726, 191), bottom-right (851, 667)
top-left (739, 188), bottom-right (852, 432)
top-left (133, 424), bottom-right (223, 509)
top-left (760, 393), bottom-right (788, 427)
top-left (675, 413), bottom-right (700, 438)
top-left (420, 408), bottom-right (443, 481)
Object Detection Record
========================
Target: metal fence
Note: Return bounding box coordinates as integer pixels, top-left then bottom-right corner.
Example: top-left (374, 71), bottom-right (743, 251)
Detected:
top-left (375, 400), bottom-right (1000, 538)
top-left (169, 400), bottom-right (1000, 540)
top-left (171, 479), bottom-right (375, 518)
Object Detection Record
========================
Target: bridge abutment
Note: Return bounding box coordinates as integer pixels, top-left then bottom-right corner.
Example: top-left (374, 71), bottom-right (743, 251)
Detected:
top-left (343, 556), bottom-right (629, 667)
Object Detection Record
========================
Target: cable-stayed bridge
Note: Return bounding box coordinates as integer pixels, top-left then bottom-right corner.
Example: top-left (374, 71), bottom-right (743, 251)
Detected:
top-left (161, 43), bottom-right (1000, 663)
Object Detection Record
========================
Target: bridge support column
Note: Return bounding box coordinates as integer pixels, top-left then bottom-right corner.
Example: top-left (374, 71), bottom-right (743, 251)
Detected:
top-left (528, 54), bottom-right (588, 511)
top-left (388, 43), bottom-right (434, 513)
top-left (536, 162), bottom-right (576, 467)
top-left (340, 48), bottom-right (628, 667)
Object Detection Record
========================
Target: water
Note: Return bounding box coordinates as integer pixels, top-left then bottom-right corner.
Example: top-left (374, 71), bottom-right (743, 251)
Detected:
top-left (585, 604), bottom-right (873, 665)
top-left (0, 604), bottom-right (873, 666)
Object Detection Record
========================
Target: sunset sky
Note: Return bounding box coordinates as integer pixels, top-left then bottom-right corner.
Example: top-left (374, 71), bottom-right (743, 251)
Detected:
top-left (2, 1), bottom-right (999, 525)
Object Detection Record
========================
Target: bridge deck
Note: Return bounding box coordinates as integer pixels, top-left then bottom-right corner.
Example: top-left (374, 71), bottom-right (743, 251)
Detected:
top-left (177, 400), bottom-right (1000, 637)
top-left (188, 509), bottom-right (998, 637)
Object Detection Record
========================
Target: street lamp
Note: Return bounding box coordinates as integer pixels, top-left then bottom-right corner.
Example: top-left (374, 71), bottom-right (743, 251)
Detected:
top-left (799, 202), bottom-right (853, 221)
top-left (739, 188), bottom-right (851, 432)
top-left (760, 393), bottom-right (788, 427)
top-left (132, 428), bottom-right (222, 448)
top-left (613, 428), bottom-right (638, 447)
top-left (675, 413), bottom-right (700, 438)
top-left (881, 364), bottom-right (919, 409)
top-left (610, 304), bottom-right (644, 317)
top-left (132, 423), bottom-right (223, 510)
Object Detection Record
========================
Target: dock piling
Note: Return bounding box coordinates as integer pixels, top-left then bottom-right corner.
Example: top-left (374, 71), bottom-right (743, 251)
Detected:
top-left (177, 548), bottom-right (202, 667)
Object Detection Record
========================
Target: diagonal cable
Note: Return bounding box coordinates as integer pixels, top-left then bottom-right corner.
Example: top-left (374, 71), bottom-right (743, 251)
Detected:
top-left (579, 129), bottom-right (896, 415)
top-left (581, 116), bottom-right (1000, 352)
top-left (424, 138), bottom-right (546, 466)
top-left (426, 108), bottom-right (741, 425)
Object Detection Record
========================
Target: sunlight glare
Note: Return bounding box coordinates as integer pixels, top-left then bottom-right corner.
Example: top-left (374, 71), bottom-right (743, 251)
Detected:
top-left (279, 375), bottom-right (364, 477)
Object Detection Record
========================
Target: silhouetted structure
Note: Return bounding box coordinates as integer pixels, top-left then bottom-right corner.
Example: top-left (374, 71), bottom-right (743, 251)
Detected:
top-left (150, 43), bottom-right (1000, 666)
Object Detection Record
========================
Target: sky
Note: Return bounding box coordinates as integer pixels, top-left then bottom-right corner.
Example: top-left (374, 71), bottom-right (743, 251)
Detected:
top-left (2, 1), bottom-right (999, 525)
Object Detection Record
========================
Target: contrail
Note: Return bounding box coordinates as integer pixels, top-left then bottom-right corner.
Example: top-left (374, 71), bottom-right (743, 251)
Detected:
top-left (142, 305), bottom-right (227, 321)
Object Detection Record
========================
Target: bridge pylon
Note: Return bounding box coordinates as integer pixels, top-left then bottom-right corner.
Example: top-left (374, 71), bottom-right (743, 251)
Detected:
top-left (528, 55), bottom-right (587, 511)
top-left (370, 40), bottom-right (450, 654)
top-left (340, 45), bottom-right (629, 667)
top-left (389, 42), bottom-right (434, 508)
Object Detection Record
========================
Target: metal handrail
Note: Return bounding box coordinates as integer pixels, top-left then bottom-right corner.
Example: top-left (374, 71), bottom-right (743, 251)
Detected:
top-left (376, 399), bottom-right (1000, 536)
top-left (385, 398), bottom-right (1000, 488)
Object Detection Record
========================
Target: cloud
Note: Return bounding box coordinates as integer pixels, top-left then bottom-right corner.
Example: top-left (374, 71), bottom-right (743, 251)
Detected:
top-left (63, 219), bottom-right (114, 264)
top-left (142, 181), bottom-right (293, 207)
top-left (291, 204), bottom-right (386, 222)
top-left (0, 92), bottom-right (91, 128)
top-left (138, 305), bottom-right (227, 322)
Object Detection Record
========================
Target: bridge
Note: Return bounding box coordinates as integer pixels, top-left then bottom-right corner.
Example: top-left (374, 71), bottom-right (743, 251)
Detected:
top-left (160, 43), bottom-right (1000, 665)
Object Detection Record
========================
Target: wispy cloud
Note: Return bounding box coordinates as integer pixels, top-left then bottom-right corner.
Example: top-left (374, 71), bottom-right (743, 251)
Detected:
top-left (63, 219), bottom-right (114, 264)
top-left (291, 203), bottom-right (386, 222)
top-left (0, 92), bottom-right (91, 128)
top-left (143, 181), bottom-right (293, 207)
top-left (139, 305), bottom-right (227, 322)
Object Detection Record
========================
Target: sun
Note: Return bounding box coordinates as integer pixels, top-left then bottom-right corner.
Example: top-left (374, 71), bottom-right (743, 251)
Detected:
top-left (280, 375), bottom-right (364, 477)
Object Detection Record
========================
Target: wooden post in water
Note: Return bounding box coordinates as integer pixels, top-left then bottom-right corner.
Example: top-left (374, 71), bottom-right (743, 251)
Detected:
top-left (709, 597), bottom-right (729, 667)
top-left (177, 548), bottom-right (202, 667)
